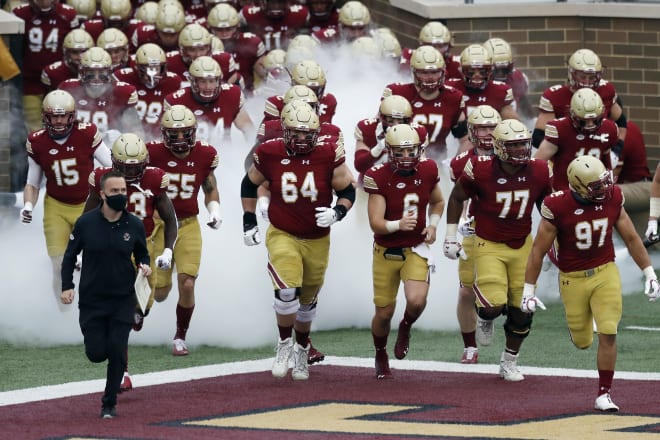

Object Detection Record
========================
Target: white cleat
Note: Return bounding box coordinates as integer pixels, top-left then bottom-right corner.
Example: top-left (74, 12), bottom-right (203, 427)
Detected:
top-left (272, 337), bottom-right (293, 378)
top-left (499, 351), bottom-right (524, 382)
top-left (292, 343), bottom-right (310, 381)
top-left (476, 317), bottom-right (494, 346)
top-left (594, 393), bottom-right (619, 412)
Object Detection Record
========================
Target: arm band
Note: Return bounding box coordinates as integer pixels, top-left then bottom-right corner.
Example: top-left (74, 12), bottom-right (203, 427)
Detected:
top-left (450, 120), bottom-right (468, 139)
top-left (532, 128), bottom-right (545, 149)
top-left (651, 197), bottom-right (660, 218)
top-left (446, 223), bottom-right (458, 236)
top-left (385, 220), bottom-right (400, 233)
top-left (615, 113), bottom-right (627, 128)
top-left (428, 214), bottom-right (441, 227)
top-left (335, 182), bottom-right (356, 204)
top-left (243, 211), bottom-right (257, 231)
top-left (612, 139), bottom-right (624, 156)
top-left (240, 174), bottom-right (259, 199)
top-left (333, 204), bottom-right (348, 221)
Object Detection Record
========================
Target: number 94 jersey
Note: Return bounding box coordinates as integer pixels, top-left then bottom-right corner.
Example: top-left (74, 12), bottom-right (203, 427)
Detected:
top-left (253, 139), bottom-right (345, 239)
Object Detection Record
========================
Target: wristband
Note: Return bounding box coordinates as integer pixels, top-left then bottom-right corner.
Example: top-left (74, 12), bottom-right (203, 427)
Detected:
top-left (207, 200), bottom-right (220, 216)
top-left (523, 282), bottom-right (536, 296)
top-left (428, 214), bottom-right (441, 228)
top-left (333, 204), bottom-right (348, 221)
top-left (650, 197), bottom-right (660, 218)
top-left (446, 223), bottom-right (458, 236)
top-left (385, 220), bottom-right (400, 233)
top-left (23, 202), bottom-right (33, 211)
top-left (643, 266), bottom-right (657, 280)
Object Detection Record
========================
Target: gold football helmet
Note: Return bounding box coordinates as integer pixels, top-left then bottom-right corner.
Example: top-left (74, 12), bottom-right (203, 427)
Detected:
top-left (283, 85), bottom-right (319, 112)
top-left (379, 95), bottom-right (412, 130)
top-left (567, 155), bottom-right (613, 202)
top-left (418, 21), bottom-right (452, 57)
top-left (467, 105), bottom-right (502, 152)
top-left (375, 31), bottom-right (401, 59)
top-left (460, 44), bottom-right (493, 90)
top-left (207, 3), bottom-right (240, 41)
top-left (135, 43), bottom-right (167, 89)
top-left (100, 0), bottom-right (132, 28)
top-left (483, 37), bottom-right (513, 82)
top-left (42, 90), bottom-right (76, 139)
top-left (156, 3), bottom-right (187, 34)
top-left (338, 1), bottom-right (370, 41)
top-left (568, 48), bottom-right (602, 90)
top-left (111, 133), bottom-right (149, 181)
top-left (63, 29), bottom-right (94, 70)
top-left (492, 119), bottom-right (532, 165)
top-left (282, 104), bottom-right (320, 155)
top-left (80, 47), bottom-right (113, 98)
top-left (290, 60), bottom-right (326, 99)
top-left (96, 28), bottom-right (130, 69)
top-left (189, 56), bottom-right (223, 103)
top-left (178, 23), bottom-right (213, 64)
top-left (385, 123), bottom-right (422, 171)
top-left (67, 0), bottom-right (97, 21)
top-left (410, 45), bottom-right (445, 93)
top-left (135, 1), bottom-right (159, 24)
top-left (570, 87), bottom-right (605, 133)
top-left (161, 105), bottom-right (197, 154)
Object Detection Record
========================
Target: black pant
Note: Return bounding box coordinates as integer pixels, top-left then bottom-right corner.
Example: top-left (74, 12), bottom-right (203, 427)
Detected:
top-left (79, 296), bottom-right (134, 408)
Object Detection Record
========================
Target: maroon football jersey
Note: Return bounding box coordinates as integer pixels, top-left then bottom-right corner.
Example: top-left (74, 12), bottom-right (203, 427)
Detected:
top-left (506, 68), bottom-right (529, 105)
top-left (459, 156), bottom-right (553, 248)
top-left (538, 81), bottom-right (618, 119)
top-left (58, 79), bottom-right (139, 134)
top-left (253, 138), bottom-right (345, 239)
top-left (617, 121), bottom-right (651, 183)
top-left (449, 148), bottom-right (479, 217)
top-left (445, 78), bottom-right (514, 118)
top-left (541, 186), bottom-right (623, 272)
top-left (166, 51), bottom-right (237, 85)
top-left (263, 92), bottom-right (337, 125)
top-left (363, 159), bottom-right (440, 248)
top-left (13, 3), bottom-right (78, 95)
top-left (307, 10), bottom-right (338, 33)
top-left (41, 61), bottom-right (76, 92)
top-left (26, 122), bottom-right (103, 204)
top-left (257, 119), bottom-right (342, 144)
top-left (81, 18), bottom-right (142, 47)
top-left (240, 4), bottom-right (309, 50)
top-left (146, 140), bottom-right (219, 219)
top-left (400, 48), bottom-right (462, 81)
top-left (544, 116), bottom-right (617, 191)
top-left (221, 32), bottom-right (267, 90)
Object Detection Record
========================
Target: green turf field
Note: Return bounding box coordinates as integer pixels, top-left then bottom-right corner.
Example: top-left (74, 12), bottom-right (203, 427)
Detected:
top-left (1, 292), bottom-right (658, 392)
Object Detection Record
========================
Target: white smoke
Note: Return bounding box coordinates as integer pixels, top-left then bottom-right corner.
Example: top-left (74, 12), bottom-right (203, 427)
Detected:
top-left (0, 44), bottom-right (651, 348)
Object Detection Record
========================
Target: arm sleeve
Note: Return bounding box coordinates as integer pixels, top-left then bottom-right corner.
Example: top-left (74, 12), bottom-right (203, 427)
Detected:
top-left (26, 157), bottom-right (43, 188)
top-left (94, 141), bottom-right (112, 167)
top-left (354, 149), bottom-right (376, 173)
top-left (61, 219), bottom-right (83, 291)
top-left (132, 221), bottom-right (150, 267)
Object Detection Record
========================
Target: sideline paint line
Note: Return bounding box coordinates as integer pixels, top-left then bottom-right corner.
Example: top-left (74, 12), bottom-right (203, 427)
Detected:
top-left (2, 357), bottom-right (660, 407)
top-left (625, 326), bottom-right (660, 332)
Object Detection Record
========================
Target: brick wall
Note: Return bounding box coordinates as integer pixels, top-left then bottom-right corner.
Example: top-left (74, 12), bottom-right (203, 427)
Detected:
top-left (363, 0), bottom-right (660, 170)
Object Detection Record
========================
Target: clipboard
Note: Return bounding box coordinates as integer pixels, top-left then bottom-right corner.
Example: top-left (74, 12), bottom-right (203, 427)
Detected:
top-left (134, 270), bottom-right (151, 314)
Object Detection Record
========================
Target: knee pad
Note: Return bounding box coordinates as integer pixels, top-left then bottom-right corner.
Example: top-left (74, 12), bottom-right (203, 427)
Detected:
top-left (296, 302), bottom-right (317, 323)
top-left (477, 305), bottom-right (504, 321)
top-left (503, 307), bottom-right (533, 340)
top-left (273, 287), bottom-right (300, 315)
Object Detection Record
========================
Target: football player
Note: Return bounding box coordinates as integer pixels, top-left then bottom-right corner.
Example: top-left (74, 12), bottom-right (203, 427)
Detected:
top-left (443, 119), bottom-right (553, 382)
top-left (534, 87), bottom-right (617, 191)
top-left (132, 3), bottom-right (187, 52)
top-left (363, 124), bottom-right (444, 379)
top-left (524, 155), bottom-right (659, 412)
top-left (84, 133), bottom-right (178, 391)
top-left (96, 28), bottom-right (131, 71)
top-left (164, 56), bottom-right (255, 145)
top-left (20, 90), bottom-right (111, 310)
top-left (240, 103), bottom-right (356, 380)
top-left (382, 45), bottom-right (469, 162)
top-left (239, 0), bottom-right (309, 51)
top-left (399, 21), bottom-right (461, 80)
top-left (147, 105), bottom-right (222, 357)
top-left (41, 28), bottom-right (95, 93)
top-left (81, 0), bottom-right (142, 44)
top-left (448, 105), bottom-right (502, 363)
top-left (533, 49), bottom-right (626, 155)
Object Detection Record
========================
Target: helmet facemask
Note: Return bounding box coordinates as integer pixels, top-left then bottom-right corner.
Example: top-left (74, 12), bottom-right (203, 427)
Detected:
top-left (163, 126), bottom-right (197, 154)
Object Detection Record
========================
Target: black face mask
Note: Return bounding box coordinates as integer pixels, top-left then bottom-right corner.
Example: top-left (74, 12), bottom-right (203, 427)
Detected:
top-left (104, 193), bottom-right (127, 212)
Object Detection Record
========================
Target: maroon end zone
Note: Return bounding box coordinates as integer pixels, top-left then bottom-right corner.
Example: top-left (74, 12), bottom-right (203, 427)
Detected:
top-left (2, 365), bottom-right (660, 440)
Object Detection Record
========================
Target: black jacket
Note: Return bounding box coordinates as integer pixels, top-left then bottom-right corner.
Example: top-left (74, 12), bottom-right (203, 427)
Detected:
top-left (61, 208), bottom-right (150, 306)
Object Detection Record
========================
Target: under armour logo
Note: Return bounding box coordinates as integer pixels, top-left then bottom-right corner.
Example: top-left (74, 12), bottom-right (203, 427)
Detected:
top-left (213, 108), bottom-right (221, 113)
top-left (478, 242), bottom-right (485, 247)
top-left (154, 90), bottom-right (161, 96)
top-left (562, 280), bottom-right (570, 285)
top-left (97, 100), bottom-right (106, 107)
top-left (66, 146), bottom-right (74, 151)
top-left (595, 205), bottom-right (603, 211)
top-left (478, 96), bottom-right (487, 102)
top-left (187, 161), bottom-right (195, 167)
top-left (434, 102), bottom-right (442, 107)
top-left (517, 177), bottom-right (527, 182)
top-left (414, 179), bottom-right (422, 186)
top-left (301, 159), bottom-right (310, 165)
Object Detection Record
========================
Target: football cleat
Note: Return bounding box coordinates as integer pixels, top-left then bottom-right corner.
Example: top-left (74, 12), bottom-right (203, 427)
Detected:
top-left (272, 337), bottom-right (293, 378)
top-left (307, 338), bottom-right (325, 365)
top-left (172, 338), bottom-right (189, 356)
top-left (499, 351), bottom-right (524, 382)
top-left (375, 349), bottom-right (393, 379)
top-left (476, 317), bottom-right (494, 346)
top-left (594, 393), bottom-right (619, 412)
top-left (119, 373), bottom-right (132, 393)
top-left (292, 343), bottom-right (310, 381)
top-left (461, 347), bottom-right (478, 364)
top-left (394, 321), bottom-right (410, 360)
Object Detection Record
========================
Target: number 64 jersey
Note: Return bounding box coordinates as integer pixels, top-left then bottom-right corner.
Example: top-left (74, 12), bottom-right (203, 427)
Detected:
top-left (458, 156), bottom-right (553, 249)
top-left (253, 138), bottom-right (345, 240)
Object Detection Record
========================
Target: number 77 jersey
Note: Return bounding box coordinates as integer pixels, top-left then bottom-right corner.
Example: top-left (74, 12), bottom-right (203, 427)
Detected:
top-left (252, 138), bottom-right (345, 239)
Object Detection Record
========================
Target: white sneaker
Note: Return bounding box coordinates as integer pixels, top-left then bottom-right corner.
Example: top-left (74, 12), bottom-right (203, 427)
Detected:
top-left (499, 351), bottom-right (524, 382)
top-left (476, 317), bottom-right (494, 346)
top-left (594, 393), bottom-right (619, 412)
top-left (172, 338), bottom-right (188, 356)
top-left (291, 343), bottom-right (310, 381)
top-left (272, 337), bottom-right (293, 378)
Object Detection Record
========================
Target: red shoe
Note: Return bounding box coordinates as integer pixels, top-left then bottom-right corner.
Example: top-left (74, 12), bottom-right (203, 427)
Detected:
top-left (172, 338), bottom-right (189, 356)
top-left (119, 373), bottom-right (132, 393)
top-left (394, 323), bottom-right (410, 360)
top-left (461, 347), bottom-right (478, 364)
top-left (132, 311), bottom-right (144, 332)
top-left (307, 338), bottom-right (325, 365)
top-left (375, 350), bottom-right (393, 379)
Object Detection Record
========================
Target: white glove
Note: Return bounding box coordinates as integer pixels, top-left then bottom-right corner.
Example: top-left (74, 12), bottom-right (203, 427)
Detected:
top-left (156, 248), bottom-right (173, 269)
top-left (458, 216), bottom-right (475, 237)
top-left (521, 283), bottom-right (546, 313)
top-left (315, 206), bottom-right (338, 228)
top-left (643, 266), bottom-right (660, 302)
top-left (75, 253), bottom-right (83, 271)
top-left (443, 236), bottom-right (466, 260)
top-left (206, 201), bottom-right (222, 229)
top-left (257, 196), bottom-right (270, 222)
top-left (645, 219), bottom-right (658, 242)
top-left (244, 226), bottom-right (261, 246)
top-left (370, 140), bottom-right (386, 158)
top-left (20, 202), bottom-right (33, 224)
